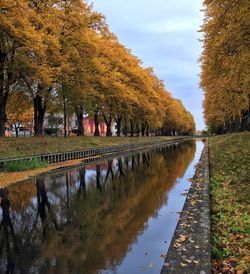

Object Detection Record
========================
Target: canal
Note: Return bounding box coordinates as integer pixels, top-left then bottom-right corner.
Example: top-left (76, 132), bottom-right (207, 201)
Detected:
top-left (0, 140), bottom-right (204, 274)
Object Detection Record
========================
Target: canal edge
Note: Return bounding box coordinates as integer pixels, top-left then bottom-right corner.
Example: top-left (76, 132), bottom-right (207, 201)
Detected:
top-left (0, 137), bottom-right (190, 166)
top-left (0, 138), bottom-right (194, 188)
top-left (161, 139), bottom-right (211, 274)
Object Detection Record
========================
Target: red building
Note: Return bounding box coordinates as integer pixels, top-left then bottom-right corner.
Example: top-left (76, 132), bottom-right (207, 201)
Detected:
top-left (83, 118), bottom-right (106, 136)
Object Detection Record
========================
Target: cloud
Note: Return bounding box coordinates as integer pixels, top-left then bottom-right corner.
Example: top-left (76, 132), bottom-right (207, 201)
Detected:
top-left (92, 0), bottom-right (205, 130)
top-left (147, 18), bottom-right (198, 33)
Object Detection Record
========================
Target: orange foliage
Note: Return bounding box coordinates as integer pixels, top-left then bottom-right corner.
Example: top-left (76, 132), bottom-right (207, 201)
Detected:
top-left (0, 0), bottom-right (196, 136)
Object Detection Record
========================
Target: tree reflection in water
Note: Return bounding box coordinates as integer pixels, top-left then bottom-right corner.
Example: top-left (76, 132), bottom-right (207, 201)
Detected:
top-left (36, 178), bottom-right (59, 235)
top-left (78, 168), bottom-right (86, 197)
top-left (0, 188), bottom-right (17, 274)
top-left (0, 141), bottom-right (197, 274)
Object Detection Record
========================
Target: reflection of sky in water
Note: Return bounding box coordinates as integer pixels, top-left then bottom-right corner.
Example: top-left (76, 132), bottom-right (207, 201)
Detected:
top-left (101, 140), bottom-right (204, 274)
top-left (0, 140), bottom-right (204, 274)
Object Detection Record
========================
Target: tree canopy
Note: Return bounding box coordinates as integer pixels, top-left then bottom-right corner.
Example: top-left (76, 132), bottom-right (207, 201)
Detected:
top-left (200, 0), bottom-right (250, 134)
top-left (0, 0), bottom-right (195, 137)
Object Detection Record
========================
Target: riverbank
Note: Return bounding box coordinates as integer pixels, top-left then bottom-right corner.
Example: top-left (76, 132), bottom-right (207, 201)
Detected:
top-left (0, 137), bottom-right (187, 188)
top-left (161, 140), bottom-right (210, 274)
top-left (0, 136), bottom-right (180, 159)
top-left (209, 132), bottom-right (250, 273)
top-left (0, 158), bottom-right (85, 188)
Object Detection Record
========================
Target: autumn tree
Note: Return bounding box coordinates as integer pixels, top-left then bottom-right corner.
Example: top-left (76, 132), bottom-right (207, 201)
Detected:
top-left (0, 0), bottom-right (51, 136)
top-left (94, 35), bottom-right (141, 136)
top-left (200, 0), bottom-right (250, 133)
top-left (1, 0), bottom-right (196, 138)
top-left (7, 91), bottom-right (33, 137)
top-left (56, 0), bottom-right (106, 137)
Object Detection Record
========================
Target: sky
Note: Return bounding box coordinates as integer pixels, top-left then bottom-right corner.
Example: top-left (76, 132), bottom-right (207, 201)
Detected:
top-left (92, 0), bottom-right (205, 130)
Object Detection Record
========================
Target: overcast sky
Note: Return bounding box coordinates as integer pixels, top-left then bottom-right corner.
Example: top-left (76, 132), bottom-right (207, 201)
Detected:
top-left (92, 0), bottom-right (205, 130)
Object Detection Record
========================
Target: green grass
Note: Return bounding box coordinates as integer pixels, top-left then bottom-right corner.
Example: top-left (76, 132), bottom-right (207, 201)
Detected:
top-left (1, 159), bottom-right (48, 172)
top-left (0, 136), bottom-right (186, 159)
top-left (209, 132), bottom-right (250, 272)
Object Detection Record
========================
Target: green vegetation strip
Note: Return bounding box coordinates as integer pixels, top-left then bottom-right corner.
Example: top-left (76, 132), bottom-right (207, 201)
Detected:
top-left (1, 159), bottom-right (48, 172)
top-left (209, 132), bottom-right (250, 273)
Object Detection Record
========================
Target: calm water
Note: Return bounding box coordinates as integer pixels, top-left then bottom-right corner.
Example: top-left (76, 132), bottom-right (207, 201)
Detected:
top-left (0, 140), bottom-right (204, 274)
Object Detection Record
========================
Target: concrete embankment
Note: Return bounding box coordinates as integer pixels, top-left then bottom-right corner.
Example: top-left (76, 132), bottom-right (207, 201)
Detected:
top-left (161, 140), bottom-right (211, 274)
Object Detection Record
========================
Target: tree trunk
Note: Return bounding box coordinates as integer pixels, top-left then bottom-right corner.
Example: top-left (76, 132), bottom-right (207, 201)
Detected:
top-left (130, 119), bottom-right (134, 137)
top-left (76, 106), bottom-right (84, 136)
top-left (33, 94), bottom-right (46, 136)
top-left (141, 121), bottom-right (147, 137)
top-left (141, 122), bottom-right (145, 137)
top-left (146, 124), bottom-right (149, 136)
top-left (0, 93), bottom-right (8, 137)
top-left (123, 118), bottom-right (128, 136)
top-left (67, 115), bottom-right (70, 136)
top-left (115, 115), bottom-right (122, 137)
top-left (0, 47), bottom-right (13, 137)
top-left (102, 112), bottom-right (112, 137)
top-left (161, 127), bottom-right (165, 136)
top-left (234, 117), bottom-right (241, 132)
top-left (15, 126), bottom-right (18, 138)
top-left (94, 110), bottom-right (100, 136)
top-left (63, 95), bottom-right (67, 137)
top-left (136, 123), bottom-right (140, 137)
top-left (241, 110), bottom-right (250, 131)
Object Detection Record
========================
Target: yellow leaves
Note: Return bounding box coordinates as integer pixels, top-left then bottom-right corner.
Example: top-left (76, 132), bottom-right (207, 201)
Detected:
top-left (179, 234), bottom-right (188, 242)
top-left (173, 234), bottom-right (189, 249)
top-left (1, 0), bottom-right (195, 135)
top-left (201, 0), bottom-right (249, 133)
top-left (180, 259), bottom-right (200, 267)
top-left (7, 91), bottom-right (33, 126)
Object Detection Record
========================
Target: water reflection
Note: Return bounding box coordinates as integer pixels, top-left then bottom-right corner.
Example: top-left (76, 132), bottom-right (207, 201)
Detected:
top-left (0, 141), bottom-right (200, 274)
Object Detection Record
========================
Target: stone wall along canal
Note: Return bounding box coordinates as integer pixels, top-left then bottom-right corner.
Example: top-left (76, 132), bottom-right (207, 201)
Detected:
top-left (0, 140), bottom-right (204, 274)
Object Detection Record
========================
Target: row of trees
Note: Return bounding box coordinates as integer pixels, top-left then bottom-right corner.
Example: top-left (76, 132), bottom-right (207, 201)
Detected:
top-left (200, 0), bottom-right (250, 134)
top-left (0, 0), bottom-right (195, 137)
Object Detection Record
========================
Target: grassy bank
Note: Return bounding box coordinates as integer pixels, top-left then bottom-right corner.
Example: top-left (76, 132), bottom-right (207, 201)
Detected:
top-left (1, 159), bottom-right (48, 172)
top-left (0, 136), bottom-right (183, 159)
top-left (209, 132), bottom-right (250, 273)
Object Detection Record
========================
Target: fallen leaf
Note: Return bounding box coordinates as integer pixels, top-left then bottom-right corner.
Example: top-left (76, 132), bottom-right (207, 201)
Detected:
top-left (148, 262), bottom-right (155, 268)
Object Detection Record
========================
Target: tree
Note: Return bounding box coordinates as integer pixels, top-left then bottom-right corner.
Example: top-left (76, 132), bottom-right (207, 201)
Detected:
top-left (200, 0), bottom-right (250, 133)
top-left (7, 91), bottom-right (33, 137)
top-left (1, 0), bottom-right (196, 138)
top-left (0, 0), bottom-right (48, 136)
top-left (56, 0), bottom-right (106, 137)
